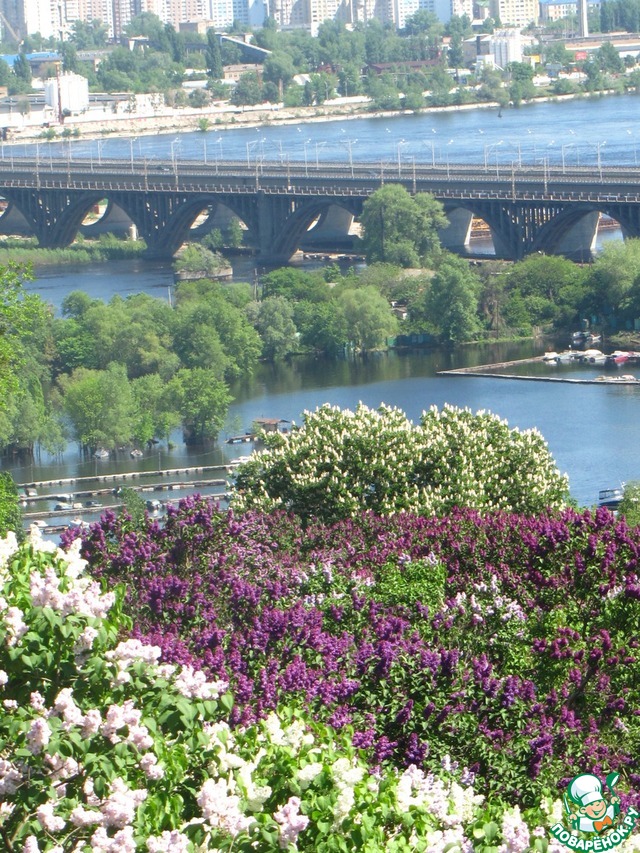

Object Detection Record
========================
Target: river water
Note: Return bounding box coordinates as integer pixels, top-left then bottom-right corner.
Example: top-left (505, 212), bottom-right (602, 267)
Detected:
top-left (6, 95), bottom-right (640, 510)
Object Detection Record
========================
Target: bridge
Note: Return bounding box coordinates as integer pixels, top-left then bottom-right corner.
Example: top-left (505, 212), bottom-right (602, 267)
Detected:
top-left (0, 156), bottom-right (639, 263)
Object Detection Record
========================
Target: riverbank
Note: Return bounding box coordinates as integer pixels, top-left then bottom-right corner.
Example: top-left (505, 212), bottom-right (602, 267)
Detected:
top-left (5, 89), bottom-right (616, 144)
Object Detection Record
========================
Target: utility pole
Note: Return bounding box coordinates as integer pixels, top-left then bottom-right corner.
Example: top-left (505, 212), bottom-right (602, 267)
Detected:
top-left (577, 0), bottom-right (588, 38)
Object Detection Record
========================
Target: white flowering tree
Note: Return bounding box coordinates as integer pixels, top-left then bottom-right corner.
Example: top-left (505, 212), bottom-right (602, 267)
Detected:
top-left (232, 403), bottom-right (570, 523)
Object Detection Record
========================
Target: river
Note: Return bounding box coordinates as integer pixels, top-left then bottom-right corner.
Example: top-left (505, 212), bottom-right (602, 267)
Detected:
top-left (6, 95), bottom-right (640, 510)
top-left (13, 92), bottom-right (640, 170)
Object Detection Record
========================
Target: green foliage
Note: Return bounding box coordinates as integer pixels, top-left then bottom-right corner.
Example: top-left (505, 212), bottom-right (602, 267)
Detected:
top-left (174, 243), bottom-right (228, 277)
top-left (372, 555), bottom-right (446, 610)
top-left (232, 402), bottom-right (569, 523)
top-left (361, 185), bottom-right (447, 267)
top-left (247, 296), bottom-right (298, 360)
top-left (167, 367), bottom-right (232, 443)
top-left (231, 72), bottom-right (263, 106)
top-left (58, 363), bottom-right (137, 450)
top-left (0, 263), bottom-right (49, 400)
top-left (339, 286), bottom-right (398, 349)
top-left (617, 481), bottom-right (640, 527)
top-left (424, 254), bottom-right (481, 342)
top-left (118, 486), bottom-right (148, 529)
top-left (0, 472), bottom-right (22, 539)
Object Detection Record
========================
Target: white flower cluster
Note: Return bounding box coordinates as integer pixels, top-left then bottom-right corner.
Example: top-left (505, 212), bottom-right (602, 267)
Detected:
top-left (231, 403), bottom-right (569, 519)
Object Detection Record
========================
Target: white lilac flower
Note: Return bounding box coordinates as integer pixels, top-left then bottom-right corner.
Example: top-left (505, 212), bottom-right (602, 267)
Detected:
top-left (173, 666), bottom-right (227, 700)
top-left (196, 777), bottom-right (252, 836)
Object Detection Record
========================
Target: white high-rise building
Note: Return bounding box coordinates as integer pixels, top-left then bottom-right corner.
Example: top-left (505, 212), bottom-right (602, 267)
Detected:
top-left (489, 0), bottom-right (537, 27)
top-left (24, 0), bottom-right (58, 39)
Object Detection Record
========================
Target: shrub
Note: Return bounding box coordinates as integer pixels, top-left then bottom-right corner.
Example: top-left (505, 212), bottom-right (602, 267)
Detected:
top-left (232, 403), bottom-right (570, 523)
top-left (78, 498), bottom-right (640, 811)
top-left (0, 527), bottom-right (517, 852)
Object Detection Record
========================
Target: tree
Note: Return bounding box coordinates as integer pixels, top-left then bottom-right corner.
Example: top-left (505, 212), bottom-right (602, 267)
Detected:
top-left (206, 29), bottom-right (223, 79)
top-left (231, 403), bottom-right (570, 523)
top-left (248, 296), bottom-right (298, 360)
top-left (174, 243), bottom-right (228, 278)
top-left (596, 40), bottom-right (624, 74)
top-left (167, 368), bottom-right (232, 444)
top-left (70, 19), bottom-right (108, 49)
top-left (0, 472), bottom-right (22, 539)
top-left (12, 53), bottom-right (32, 87)
top-left (231, 72), bottom-right (263, 106)
top-left (263, 52), bottom-right (296, 97)
top-left (339, 286), bottom-right (398, 349)
top-left (424, 255), bottom-right (481, 342)
top-left (59, 363), bottom-right (136, 450)
top-left (361, 185), bottom-right (447, 267)
top-left (617, 481), bottom-right (640, 528)
top-left (0, 264), bottom-right (48, 401)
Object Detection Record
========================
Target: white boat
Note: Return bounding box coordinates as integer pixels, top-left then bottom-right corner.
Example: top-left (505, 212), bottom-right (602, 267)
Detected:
top-left (130, 448), bottom-right (144, 458)
top-left (93, 448), bottom-right (109, 459)
top-left (598, 487), bottom-right (624, 510)
top-left (579, 349), bottom-right (606, 364)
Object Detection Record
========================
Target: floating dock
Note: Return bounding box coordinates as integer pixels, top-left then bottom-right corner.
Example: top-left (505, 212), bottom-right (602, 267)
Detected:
top-left (439, 356), bottom-right (640, 385)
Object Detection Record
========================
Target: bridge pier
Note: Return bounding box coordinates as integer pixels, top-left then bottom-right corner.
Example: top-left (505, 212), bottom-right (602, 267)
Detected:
top-left (439, 208), bottom-right (473, 252)
top-left (301, 205), bottom-right (356, 249)
top-left (554, 211), bottom-right (599, 261)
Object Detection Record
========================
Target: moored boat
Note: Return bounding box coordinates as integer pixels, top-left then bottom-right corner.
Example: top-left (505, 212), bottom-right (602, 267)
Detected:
top-left (598, 487), bottom-right (624, 510)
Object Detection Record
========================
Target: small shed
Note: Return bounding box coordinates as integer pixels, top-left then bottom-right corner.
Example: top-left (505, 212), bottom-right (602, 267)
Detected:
top-left (253, 418), bottom-right (290, 434)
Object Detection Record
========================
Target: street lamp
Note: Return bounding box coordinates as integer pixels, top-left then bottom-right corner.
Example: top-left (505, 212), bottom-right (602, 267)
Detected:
top-left (423, 139), bottom-right (435, 167)
top-left (396, 139), bottom-right (408, 177)
top-left (315, 140), bottom-right (326, 169)
top-left (303, 138), bottom-right (311, 176)
top-left (213, 135), bottom-right (223, 172)
top-left (484, 140), bottom-right (503, 171)
top-left (129, 136), bottom-right (138, 172)
top-left (170, 137), bottom-right (180, 182)
top-left (341, 137), bottom-right (357, 177)
top-left (561, 142), bottom-right (576, 173)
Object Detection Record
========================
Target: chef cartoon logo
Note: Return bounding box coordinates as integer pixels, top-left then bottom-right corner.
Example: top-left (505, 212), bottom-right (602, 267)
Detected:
top-left (550, 773), bottom-right (639, 850)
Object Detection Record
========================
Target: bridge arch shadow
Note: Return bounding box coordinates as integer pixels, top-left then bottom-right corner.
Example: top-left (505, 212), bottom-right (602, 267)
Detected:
top-left (533, 205), bottom-right (626, 261)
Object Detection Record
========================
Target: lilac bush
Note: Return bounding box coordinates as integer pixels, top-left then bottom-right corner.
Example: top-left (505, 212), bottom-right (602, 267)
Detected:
top-left (1, 527), bottom-right (511, 852)
top-left (74, 498), bottom-right (640, 812)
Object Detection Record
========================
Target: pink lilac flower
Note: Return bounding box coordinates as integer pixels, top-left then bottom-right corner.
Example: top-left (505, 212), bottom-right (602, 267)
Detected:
top-left (0, 670), bottom-right (8, 687)
top-left (26, 718), bottom-right (51, 755)
top-left (46, 754), bottom-right (79, 782)
top-left (53, 688), bottom-right (85, 729)
top-left (22, 837), bottom-right (40, 853)
top-left (140, 752), bottom-right (164, 780)
top-left (69, 805), bottom-right (104, 827)
top-left (174, 666), bottom-right (227, 700)
top-left (273, 796), bottom-right (309, 849)
top-left (0, 758), bottom-right (22, 795)
top-left (146, 830), bottom-right (191, 852)
top-left (36, 801), bottom-right (66, 832)
top-left (99, 778), bottom-right (147, 828)
top-left (90, 826), bottom-right (136, 852)
top-left (4, 606), bottom-right (28, 646)
top-left (81, 708), bottom-right (102, 737)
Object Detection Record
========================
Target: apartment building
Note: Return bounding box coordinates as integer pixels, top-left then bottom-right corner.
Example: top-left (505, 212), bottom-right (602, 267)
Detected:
top-left (489, 0), bottom-right (537, 27)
